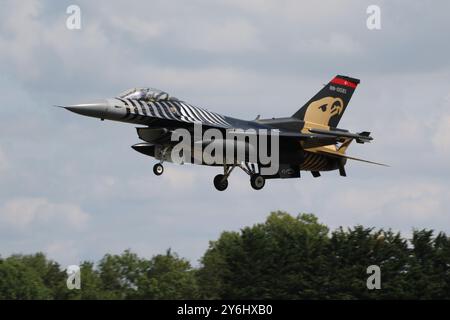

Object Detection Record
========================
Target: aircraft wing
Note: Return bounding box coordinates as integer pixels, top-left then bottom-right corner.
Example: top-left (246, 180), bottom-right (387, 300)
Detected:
top-left (135, 127), bottom-right (375, 151)
top-left (227, 129), bottom-right (349, 148)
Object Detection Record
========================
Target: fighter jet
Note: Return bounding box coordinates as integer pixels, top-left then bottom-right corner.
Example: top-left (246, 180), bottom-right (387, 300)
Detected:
top-left (61, 75), bottom-right (385, 191)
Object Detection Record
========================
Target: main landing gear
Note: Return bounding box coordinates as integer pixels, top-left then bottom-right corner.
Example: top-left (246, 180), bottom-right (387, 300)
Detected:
top-left (250, 174), bottom-right (265, 190)
top-left (213, 163), bottom-right (266, 191)
top-left (152, 160), bottom-right (265, 191)
top-left (213, 174), bottom-right (229, 191)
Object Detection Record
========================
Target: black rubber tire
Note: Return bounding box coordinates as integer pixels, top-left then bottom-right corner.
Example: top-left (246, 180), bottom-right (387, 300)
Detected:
top-left (250, 174), bottom-right (265, 190)
top-left (153, 163), bottom-right (164, 176)
top-left (213, 174), bottom-right (228, 191)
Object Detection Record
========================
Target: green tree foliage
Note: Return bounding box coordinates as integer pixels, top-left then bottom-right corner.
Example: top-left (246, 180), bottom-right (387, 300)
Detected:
top-left (136, 249), bottom-right (199, 299)
top-left (198, 212), bottom-right (450, 299)
top-left (97, 249), bottom-right (198, 299)
top-left (198, 212), bottom-right (330, 299)
top-left (7, 253), bottom-right (68, 299)
top-left (404, 230), bottom-right (450, 299)
top-left (1, 212), bottom-right (450, 299)
top-left (98, 249), bottom-right (146, 299)
top-left (327, 227), bottom-right (410, 299)
top-left (0, 256), bottom-right (52, 299)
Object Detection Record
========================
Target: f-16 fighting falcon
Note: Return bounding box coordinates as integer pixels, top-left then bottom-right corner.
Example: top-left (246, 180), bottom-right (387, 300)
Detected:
top-left (60, 75), bottom-right (386, 191)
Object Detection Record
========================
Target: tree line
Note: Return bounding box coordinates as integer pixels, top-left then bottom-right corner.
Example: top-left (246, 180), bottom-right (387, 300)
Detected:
top-left (1, 211), bottom-right (449, 299)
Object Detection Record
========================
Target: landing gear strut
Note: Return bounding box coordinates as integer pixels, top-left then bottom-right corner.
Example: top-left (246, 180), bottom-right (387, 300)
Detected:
top-left (242, 163), bottom-right (265, 191)
top-left (153, 163), bottom-right (164, 176)
top-left (153, 147), bottom-right (169, 176)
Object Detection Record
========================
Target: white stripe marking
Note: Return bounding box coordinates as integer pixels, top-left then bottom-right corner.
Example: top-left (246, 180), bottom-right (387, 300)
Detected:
top-left (149, 102), bottom-right (162, 118)
top-left (165, 101), bottom-right (189, 122)
top-left (183, 103), bottom-right (209, 124)
top-left (176, 104), bottom-right (197, 123)
top-left (206, 109), bottom-right (229, 126)
top-left (196, 107), bottom-right (220, 125)
top-left (179, 103), bottom-right (202, 123)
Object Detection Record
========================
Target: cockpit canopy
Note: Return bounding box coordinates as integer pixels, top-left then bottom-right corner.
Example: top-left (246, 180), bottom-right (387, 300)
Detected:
top-left (118, 88), bottom-right (179, 102)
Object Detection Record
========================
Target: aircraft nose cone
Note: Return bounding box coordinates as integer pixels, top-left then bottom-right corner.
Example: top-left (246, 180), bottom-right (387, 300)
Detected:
top-left (64, 100), bottom-right (109, 118)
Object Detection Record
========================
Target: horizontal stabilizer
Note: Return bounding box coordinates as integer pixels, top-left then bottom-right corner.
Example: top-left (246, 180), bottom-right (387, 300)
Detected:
top-left (311, 148), bottom-right (389, 167)
top-left (342, 154), bottom-right (388, 167)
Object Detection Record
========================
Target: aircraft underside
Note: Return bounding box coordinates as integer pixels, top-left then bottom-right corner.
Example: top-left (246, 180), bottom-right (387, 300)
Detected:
top-left (131, 142), bottom-right (343, 191)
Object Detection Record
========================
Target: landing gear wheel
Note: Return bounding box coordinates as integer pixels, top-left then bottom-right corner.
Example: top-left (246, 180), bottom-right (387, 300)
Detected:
top-left (213, 174), bottom-right (228, 191)
top-left (250, 174), bottom-right (265, 190)
top-left (153, 163), bottom-right (164, 176)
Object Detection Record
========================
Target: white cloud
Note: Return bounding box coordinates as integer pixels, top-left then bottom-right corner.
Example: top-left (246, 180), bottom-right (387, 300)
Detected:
top-left (432, 114), bottom-right (450, 156)
top-left (107, 15), bottom-right (165, 43)
top-left (0, 147), bottom-right (8, 174)
top-left (217, 0), bottom-right (348, 23)
top-left (44, 240), bottom-right (83, 265)
top-left (323, 181), bottom-right (450, 227)
top-left (152, 66), bottom-right (264, 93)
top-left (0, 197), bottom-right (90, 231)
top-left (91, 175), bottom-right (118, 197)
top-left (0, 0), bottom-right (44, 79)
top-left (181, 19), bottom-right (264, 53)
top-left (163, 166), bottom-right (197, 189)
top-left (296, 33), bottom-right (363, 55)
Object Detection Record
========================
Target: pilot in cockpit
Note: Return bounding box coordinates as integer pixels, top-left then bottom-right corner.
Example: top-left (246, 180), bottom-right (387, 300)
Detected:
top-left (147, 90), bottom-right (168, 101)
top-left (119, 88), bottom-right (176, 102)
top-left (124, 89), bottom-right (146, 101)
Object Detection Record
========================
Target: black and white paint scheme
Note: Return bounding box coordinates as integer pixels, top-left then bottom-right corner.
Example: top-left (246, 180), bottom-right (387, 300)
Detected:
top-left (61, 75), bottom-right (382, 191)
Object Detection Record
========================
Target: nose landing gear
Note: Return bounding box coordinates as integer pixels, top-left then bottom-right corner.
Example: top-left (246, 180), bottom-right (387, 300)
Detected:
top-left (153, 163), bottom-right (164, 176)
top-left (153, 147), bottom-right (169, 176)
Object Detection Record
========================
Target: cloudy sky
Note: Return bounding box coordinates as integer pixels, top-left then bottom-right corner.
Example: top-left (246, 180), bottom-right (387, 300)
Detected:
top-left (0, 0), bottom-right (449, 266)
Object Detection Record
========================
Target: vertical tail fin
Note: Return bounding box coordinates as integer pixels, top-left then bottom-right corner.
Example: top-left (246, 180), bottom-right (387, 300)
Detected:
top-left (292, 75), bottom-right (360, 128)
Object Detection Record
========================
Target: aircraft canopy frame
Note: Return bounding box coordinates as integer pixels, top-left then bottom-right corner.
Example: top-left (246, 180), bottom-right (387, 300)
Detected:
top-left (118, 88), bottom-right (179, 102)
